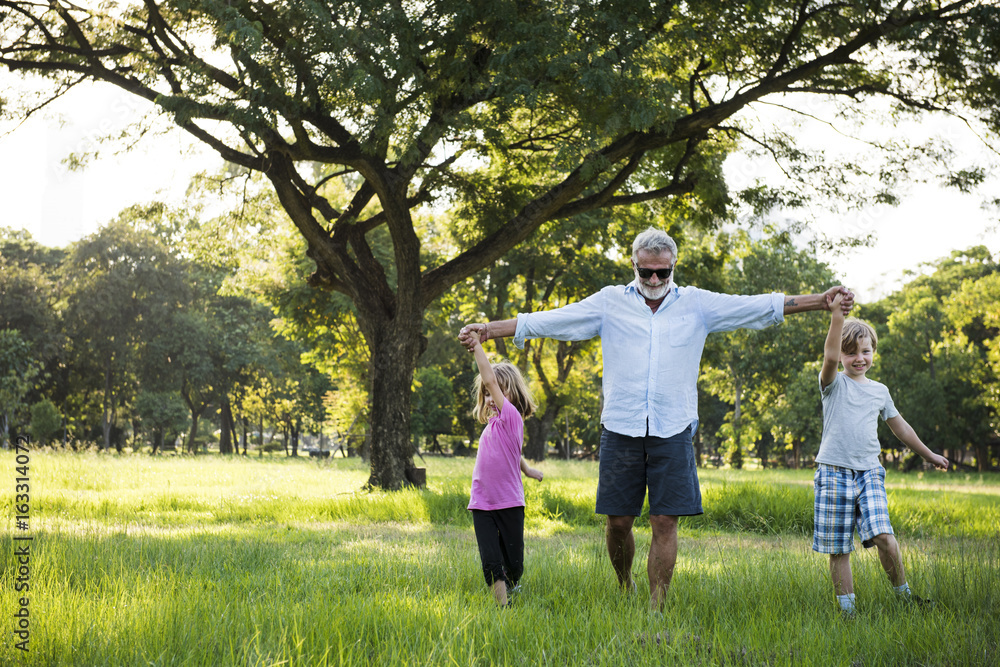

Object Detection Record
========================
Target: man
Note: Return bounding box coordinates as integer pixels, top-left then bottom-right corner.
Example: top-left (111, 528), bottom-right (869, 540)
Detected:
top-left (459, 227), bottom-right (853, 609)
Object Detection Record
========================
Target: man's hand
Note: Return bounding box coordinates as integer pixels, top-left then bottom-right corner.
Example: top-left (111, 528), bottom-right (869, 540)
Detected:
top-left (459, 324), bottom-right (486, 352)
top-left (823, 286), bottom-right (854, 315)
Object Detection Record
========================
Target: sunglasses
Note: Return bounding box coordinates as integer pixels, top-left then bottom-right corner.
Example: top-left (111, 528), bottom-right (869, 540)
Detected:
top-left (636, 266), bottom-right (673, 280)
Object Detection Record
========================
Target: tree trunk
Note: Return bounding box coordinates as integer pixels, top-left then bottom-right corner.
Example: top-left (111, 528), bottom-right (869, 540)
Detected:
top-left (730, 377), bottom-right (743, 470)
top-left (524, 406), bottom-right (558, 461)
top-left (188, 410), bottom-right (201, 454)
top-left (976, 444), bottom-right (990, 472)
top-left (102, 364), bottom-right (114, 451)
top-left (694, 427), bottom-right (703, 467)
top-left (564, 413), bottom-right (571, 460)
top-left (363, 320), bottom-right (422, 490)
top-left (181, 385), bottom-right (208, 455)
top-left (759, 432), bottom-right (771, 470)
top-left (219, 398), bottom-right (234, 454)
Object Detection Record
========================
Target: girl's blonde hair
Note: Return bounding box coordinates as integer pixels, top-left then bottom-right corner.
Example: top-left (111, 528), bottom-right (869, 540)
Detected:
top-left (472, 360), bottom-right (537, 423)
top-left (841, 318), bottom-right (878, 354)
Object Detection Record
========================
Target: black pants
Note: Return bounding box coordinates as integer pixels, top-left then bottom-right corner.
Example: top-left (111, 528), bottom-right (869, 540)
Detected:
top-left (471, 507), bottom-right (525, 589)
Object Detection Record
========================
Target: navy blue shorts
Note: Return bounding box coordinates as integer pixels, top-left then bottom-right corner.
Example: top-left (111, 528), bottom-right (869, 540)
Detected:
top-left (596, 424), bottom-right (702, 517)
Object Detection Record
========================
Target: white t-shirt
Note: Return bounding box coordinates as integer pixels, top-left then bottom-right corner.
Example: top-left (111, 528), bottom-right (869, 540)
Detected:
top-left (816, 372), bottom-right (899, 471)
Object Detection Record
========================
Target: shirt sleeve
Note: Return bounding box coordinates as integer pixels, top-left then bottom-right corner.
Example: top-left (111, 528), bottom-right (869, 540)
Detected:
top-left (697, 290), bottom-right (785, 334)
top-left (819, 371), bottom-right (839, 398)
top-left (513, 289), bottom-right (605, 349)
top-left (495, 398), bottom-right (524, 455)
top-left (880, 386), bottom-right (900, 421)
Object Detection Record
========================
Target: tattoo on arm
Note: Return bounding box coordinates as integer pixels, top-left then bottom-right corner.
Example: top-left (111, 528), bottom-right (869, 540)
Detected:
top-left (785, 298), bottom-right (798, 307)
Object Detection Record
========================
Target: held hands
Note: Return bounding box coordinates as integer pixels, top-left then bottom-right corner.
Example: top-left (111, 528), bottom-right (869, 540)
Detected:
top-left (829, 291), bottom-right (844, 316)
top-left (824, 286), bottom-right (854, 315)
top-left (458, 324), bottom-right (486, 352)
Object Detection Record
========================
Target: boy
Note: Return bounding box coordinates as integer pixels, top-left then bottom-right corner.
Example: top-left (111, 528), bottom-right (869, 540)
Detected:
top-left (813, 293), bottom-right (949, 618)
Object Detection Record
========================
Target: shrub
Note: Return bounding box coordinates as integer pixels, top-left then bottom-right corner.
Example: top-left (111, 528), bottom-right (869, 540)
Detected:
top-left (29, 398), bottom-right (62, 444)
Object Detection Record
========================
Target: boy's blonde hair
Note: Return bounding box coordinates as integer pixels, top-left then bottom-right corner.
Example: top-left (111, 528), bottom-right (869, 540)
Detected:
top-left (841, 318), bottom-right (878, 354)
top-left (472, 360), bottom-right (537, 423)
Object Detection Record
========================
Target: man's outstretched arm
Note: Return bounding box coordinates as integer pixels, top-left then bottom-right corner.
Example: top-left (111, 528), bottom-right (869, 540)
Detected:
top-left (783, 286), bottom-right (854, 316)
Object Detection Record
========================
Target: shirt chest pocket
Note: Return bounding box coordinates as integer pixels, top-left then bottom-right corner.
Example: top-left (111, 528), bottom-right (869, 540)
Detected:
top-left (666, 314), bottom-right (700, 347)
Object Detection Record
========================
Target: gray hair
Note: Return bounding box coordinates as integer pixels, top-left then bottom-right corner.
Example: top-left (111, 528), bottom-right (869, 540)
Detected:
top-left (631, 227), bottom-right (678, 262)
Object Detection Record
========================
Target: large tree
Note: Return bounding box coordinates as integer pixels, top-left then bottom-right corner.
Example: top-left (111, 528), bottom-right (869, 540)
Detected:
top-left (61, 217), bottom-right (190, 450)
top-left (3, 1), bottom-right (998, 487)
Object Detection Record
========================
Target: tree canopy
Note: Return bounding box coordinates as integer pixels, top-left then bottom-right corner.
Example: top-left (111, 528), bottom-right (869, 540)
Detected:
top-left (3, 0), bottom-right (998, 486)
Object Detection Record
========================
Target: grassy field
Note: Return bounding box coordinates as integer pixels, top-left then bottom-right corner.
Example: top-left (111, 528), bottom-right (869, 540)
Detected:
top-left (1, 451), bottom-right (998, 666)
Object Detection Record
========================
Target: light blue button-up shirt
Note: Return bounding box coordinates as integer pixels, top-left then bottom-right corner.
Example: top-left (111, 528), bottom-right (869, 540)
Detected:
top-left (513, 281), bottom-right (786, 438)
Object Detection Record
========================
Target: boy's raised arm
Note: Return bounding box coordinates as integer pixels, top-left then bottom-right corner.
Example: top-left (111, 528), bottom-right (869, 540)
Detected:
top-left (820, 292), bottom-right (845, 389)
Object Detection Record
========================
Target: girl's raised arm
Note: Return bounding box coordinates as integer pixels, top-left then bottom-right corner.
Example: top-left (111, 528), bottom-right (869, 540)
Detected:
top-left (473, 334), bottom-right (505, 414)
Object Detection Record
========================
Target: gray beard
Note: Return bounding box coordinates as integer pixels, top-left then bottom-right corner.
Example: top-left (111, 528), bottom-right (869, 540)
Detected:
top-left (637, 282), bottom-right (669, 301)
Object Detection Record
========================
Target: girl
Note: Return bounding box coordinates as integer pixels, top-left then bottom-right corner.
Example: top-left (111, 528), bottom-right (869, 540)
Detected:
top-left (467, 329), bottom-right (543, 607)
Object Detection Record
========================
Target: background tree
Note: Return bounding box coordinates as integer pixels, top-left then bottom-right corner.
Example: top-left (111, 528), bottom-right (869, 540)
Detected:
top-left (767, 361), bottom-right (824, 469)
top-left (700, 229), bottom-right (835, 468)
top-left (946, 271), bottom-right (1000, 469)
top-left (3, 1), bottom-right (998, 486)
top-left (0, 248), bottom-right (61, 359)
top-left (0, 329), bottom-right (40, 447)
top-left (134, 390), bottom-right (189, 454)
top-left (61, 216), bottom-right (190, 450)
top-left (411, 366), bottom-right (454, 455)
top-left (0, 231), bottom-right (64, 418)
top-left (29, 398), bottom-right (63, 445)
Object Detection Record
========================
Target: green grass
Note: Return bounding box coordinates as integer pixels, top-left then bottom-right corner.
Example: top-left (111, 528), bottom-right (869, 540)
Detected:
top-left (1, 451), bottom-right (998, 665)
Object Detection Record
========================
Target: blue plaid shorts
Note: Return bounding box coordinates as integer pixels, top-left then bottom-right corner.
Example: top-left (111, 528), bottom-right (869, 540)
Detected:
top-left (812, 464), bottom-right (894, 554)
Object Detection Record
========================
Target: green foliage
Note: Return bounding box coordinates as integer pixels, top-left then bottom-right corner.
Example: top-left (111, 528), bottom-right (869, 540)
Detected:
top-left (134, 390), bottom-right (189, 449)
top-left (7, 0), bottom-right (999, 487)
top-left (0, 328), bottom-right (40, 446)
top-left (60, 216), bottom-right (192, 449)
top-left (28, 398), bottom-right (62, 444)
top-left (700, 231), bottom-right (837, 468)
top-left (410, 366), bottom-right (455, 449)
top-left (766, 361), bottom-right (825, 467)
top-left (874, 248), bottom-right (1000, 469)
top-left (0, 252), bottom-right (61, 360)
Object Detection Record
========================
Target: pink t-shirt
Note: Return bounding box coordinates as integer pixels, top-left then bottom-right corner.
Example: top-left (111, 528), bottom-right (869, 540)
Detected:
top-left (467, 399), bottom-right (525, 511)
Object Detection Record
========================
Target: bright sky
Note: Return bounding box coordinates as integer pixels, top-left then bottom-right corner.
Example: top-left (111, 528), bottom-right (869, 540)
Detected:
top-left (1, 77), bottom-right (998, 302)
